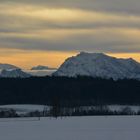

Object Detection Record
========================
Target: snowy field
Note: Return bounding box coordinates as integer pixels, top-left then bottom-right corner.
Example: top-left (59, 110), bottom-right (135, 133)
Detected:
top-left (0, 116), bottom-right (140, 140)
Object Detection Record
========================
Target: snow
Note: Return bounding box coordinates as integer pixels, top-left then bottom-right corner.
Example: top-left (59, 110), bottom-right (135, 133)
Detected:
top-left (0, 69), bottom-right (31, 78)
top-left (0, 69), bottom-right (56, 77)
top-left (0, 116), bottom-right (140, 140)
top-left (0, 63), bottom-right (19, 70)
top-left (53, 52), bottom-right (140, 80)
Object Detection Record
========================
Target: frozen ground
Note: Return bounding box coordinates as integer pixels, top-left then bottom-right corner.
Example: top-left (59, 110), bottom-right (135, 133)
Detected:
top-left (0, 116), bottom-right (140, 140)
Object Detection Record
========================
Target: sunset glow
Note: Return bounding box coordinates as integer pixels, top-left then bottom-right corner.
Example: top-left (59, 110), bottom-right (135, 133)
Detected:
top-left (0, 0), bottom-right (140, 68)
top-left (0, 48), bottom-right (139, 69)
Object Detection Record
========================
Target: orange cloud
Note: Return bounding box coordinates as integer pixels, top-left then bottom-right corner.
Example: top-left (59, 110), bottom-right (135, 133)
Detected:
top-left (0, 48), bottom-right (77, 69)
top-left (0, 48), bottom-right (140, 69)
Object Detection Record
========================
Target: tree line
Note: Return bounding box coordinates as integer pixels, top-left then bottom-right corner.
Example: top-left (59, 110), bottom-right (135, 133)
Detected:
top-left (0, 106), bottom-right (140, 118)
top-left (0, 76), bottom-right (140, 106)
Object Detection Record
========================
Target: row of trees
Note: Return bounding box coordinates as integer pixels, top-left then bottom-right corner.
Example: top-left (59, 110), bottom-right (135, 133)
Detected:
top-left (0, 109), bottom-right (18, 118)
top-left (0, 106), bottom-right (139, 118)
top-left (48, 106), bottom-right (140, 118)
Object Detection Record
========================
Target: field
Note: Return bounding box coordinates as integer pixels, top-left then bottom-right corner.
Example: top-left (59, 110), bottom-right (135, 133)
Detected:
top-left (0, 116), bottom-right (140, 140)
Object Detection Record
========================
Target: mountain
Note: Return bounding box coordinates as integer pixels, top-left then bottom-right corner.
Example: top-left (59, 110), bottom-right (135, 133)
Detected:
top-left (31, 65), bottom-right (56, 70)
top-left (0, 63), bottom-right (19, 70)
top-left (0, 69), bottom-right (31, 78)
top-left (53, 52), bottom-right (140, 80)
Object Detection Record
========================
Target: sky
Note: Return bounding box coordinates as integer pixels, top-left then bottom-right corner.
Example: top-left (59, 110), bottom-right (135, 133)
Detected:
top-left (0, 0), bottom-right (140, 69)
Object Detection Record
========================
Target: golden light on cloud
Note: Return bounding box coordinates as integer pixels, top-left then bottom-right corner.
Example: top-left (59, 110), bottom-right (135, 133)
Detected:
top-left (0, 48), bottom-right (140, 69)
top-left (0, 2), bottom-right (140, 69)
top-left (1, 3), bottom-right (140, 24)
top-left (108, 53), bottom-right (140, 62)
top-left (0, 2), bottom-right (140, 43)
top-left (0, 48), bottom-right (77, 69)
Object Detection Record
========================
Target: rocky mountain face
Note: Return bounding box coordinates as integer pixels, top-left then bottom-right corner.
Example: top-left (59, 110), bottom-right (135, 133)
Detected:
top-left (53, 52), bottom-right (140, 80)
top-left (0, 69), bottom-right (31, 78)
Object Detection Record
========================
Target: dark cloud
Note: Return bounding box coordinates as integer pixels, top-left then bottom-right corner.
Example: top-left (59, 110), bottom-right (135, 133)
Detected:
top-left (0, 29), bottom-right (140, 53)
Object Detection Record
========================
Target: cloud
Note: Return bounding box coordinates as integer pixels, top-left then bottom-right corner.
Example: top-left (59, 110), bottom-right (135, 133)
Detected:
top-left (0, 1), bottom-right (140, 53)
top-left (1, 0), bottom-right (140, 15)
top-left (0, 28), bottom-right (140, 53)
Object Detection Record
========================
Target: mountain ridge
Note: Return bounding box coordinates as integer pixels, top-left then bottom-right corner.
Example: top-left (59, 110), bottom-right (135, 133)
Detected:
top-left (53, 52), bottom-right (140, 80)
top-left (0, 63), bottom-right (19, 70)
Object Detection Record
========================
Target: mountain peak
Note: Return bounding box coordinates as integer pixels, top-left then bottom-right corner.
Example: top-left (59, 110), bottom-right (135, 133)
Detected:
top-left (78, 52), bottom-right (106, 57)
top-left (53, 52), bottom-right (140, 80)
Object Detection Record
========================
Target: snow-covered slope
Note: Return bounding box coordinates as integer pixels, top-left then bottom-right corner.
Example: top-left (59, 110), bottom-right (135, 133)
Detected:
top-left (53, 52), bottom-right (140, 80)
top-left (0, 69), bottom-right (31, 78)
top-left (31, 65), bottom-right (56, 70)
top-left (0, 63), bottom-right (19, 70)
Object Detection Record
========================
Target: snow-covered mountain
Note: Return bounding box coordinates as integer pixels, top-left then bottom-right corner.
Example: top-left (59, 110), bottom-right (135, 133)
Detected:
top-left (31, 65), bottom-right (56, 70)
top-left (0, 69), bottom-right (31, 78)
top-left (53, 52), bottom-right (140, 80)
top-left (0, 63), bottom-right (19, 70)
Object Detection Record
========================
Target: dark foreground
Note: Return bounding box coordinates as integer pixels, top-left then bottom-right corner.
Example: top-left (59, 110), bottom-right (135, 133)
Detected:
top-left (0, 76), bottom-right (140, 106)
top-left (0, 77), bottom-right (140, 107)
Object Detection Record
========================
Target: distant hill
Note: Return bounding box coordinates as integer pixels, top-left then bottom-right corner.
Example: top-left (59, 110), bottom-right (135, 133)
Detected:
top-left (0, 69), bottom-right (31, 78)
top-left (0, 63), bottom-right (19, 70)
